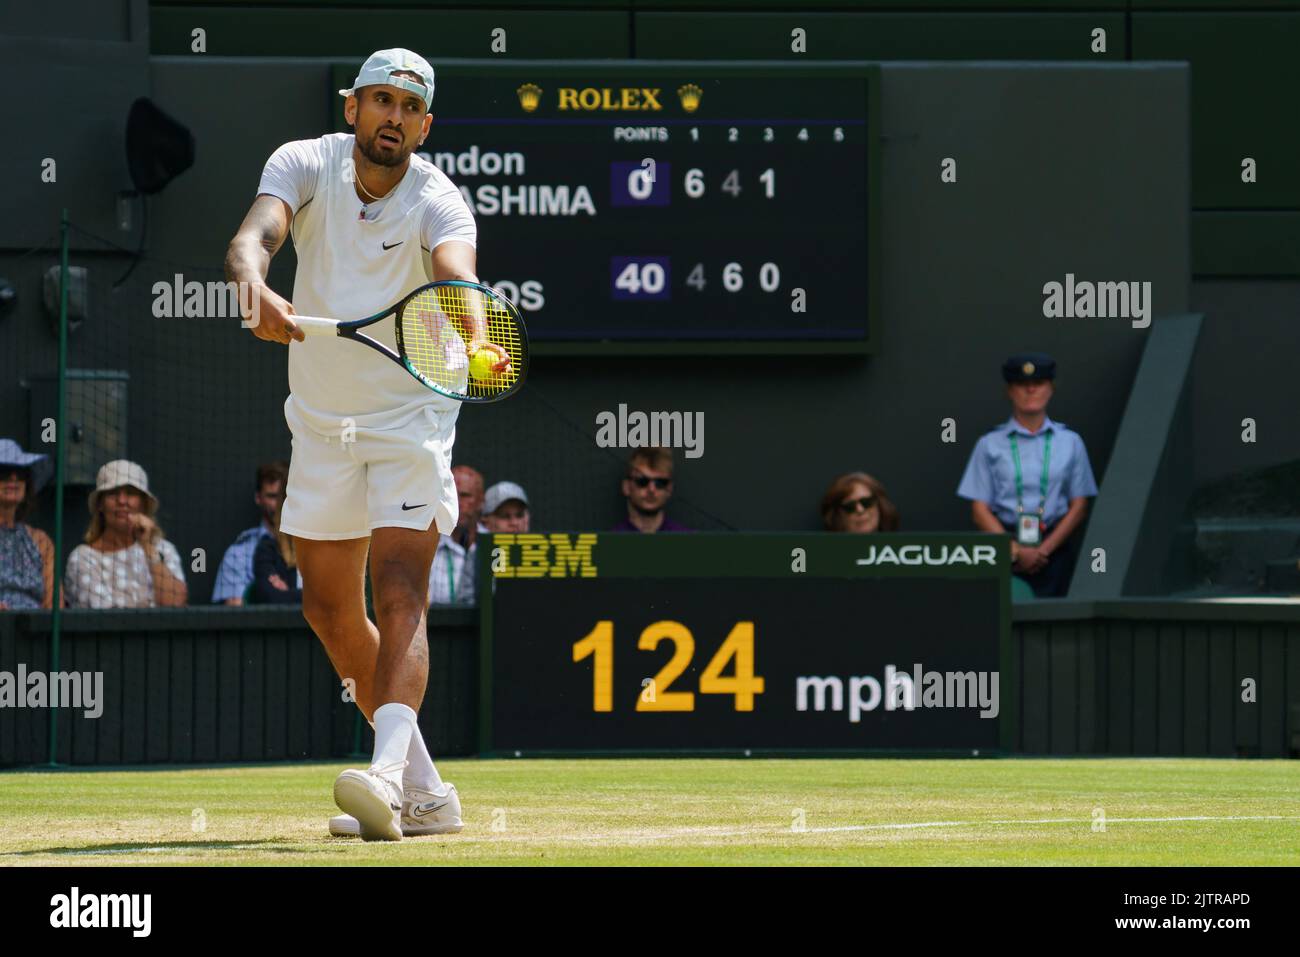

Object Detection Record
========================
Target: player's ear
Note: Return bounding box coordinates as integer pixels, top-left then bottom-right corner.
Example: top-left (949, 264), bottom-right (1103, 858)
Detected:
top-left (344, 94), bottom-right (358, 126)
top-left (419, 113), bottom-right (432, 144)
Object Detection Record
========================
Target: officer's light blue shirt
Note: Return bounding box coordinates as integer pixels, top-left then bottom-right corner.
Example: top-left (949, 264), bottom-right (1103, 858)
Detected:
top-left (211, 525), bottom-right (272, 602)
top-left (956, 415), bottom-right (1098, 527)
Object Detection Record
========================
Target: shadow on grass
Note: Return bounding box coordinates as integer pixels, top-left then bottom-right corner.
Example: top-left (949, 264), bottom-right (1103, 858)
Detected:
top-left (2, 838), bottom-right (343, 858)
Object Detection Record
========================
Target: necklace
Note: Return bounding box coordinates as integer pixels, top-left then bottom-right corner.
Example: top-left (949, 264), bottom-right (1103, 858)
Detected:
top-left (356, 175), bottom-right (394, 202)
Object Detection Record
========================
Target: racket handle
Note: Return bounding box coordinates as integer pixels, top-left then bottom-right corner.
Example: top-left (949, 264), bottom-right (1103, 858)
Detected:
top-left (294, 316), bottom-right (341, 337)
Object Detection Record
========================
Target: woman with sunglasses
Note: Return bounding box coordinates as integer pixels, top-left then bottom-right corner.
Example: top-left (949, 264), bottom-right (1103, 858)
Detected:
top-left (0, 439), bottom-right (56, 610)
top-left (821, 472), bottom-right (901, 533)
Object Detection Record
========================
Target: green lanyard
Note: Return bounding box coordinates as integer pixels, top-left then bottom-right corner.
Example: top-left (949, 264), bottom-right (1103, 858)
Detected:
top-left (1009, 430), bottom-right (1052, 520)
top-left (444, 547), bottom-right (456, 604)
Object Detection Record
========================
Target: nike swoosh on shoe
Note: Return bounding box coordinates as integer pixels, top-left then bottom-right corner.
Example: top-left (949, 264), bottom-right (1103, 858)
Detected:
top-left (410, 801), bottom-right (449, 818)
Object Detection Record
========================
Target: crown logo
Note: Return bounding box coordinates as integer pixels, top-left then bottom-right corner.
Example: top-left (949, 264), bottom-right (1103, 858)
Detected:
top-left (677, 84), bottom-right (703, 113)
top-left (516, 83), bottom-right (543, 113)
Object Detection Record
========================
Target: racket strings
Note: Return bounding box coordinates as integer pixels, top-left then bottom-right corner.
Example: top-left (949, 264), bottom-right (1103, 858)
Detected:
top-left (399, 286), bottom-right (524, 399)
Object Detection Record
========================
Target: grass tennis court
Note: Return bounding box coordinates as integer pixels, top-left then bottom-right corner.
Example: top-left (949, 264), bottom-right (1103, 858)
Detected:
top-left (2, 758), bottom-right (1297, 866)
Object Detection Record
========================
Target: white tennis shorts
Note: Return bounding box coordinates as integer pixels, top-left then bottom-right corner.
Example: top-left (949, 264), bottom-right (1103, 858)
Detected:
top-left (280, 401), bottom-right (460, 541)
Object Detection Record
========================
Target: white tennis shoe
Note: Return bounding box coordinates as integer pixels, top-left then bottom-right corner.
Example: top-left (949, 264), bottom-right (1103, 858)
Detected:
top-left (332, 761), bottom-right (407, 842)
top-left (329, 782), bottom-right (463, 838)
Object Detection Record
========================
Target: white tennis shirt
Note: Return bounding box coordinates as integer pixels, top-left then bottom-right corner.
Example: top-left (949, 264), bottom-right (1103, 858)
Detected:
top-left (257, 132), bottom-right (477, 434)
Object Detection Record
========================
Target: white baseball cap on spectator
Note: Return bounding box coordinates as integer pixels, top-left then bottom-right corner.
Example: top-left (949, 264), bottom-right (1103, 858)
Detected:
top-left (483, 481), bottom-right (529, 516)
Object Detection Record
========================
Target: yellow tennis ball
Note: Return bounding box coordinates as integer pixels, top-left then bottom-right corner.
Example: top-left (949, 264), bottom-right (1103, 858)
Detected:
top-left (469, 349), bottom-right (498, 382)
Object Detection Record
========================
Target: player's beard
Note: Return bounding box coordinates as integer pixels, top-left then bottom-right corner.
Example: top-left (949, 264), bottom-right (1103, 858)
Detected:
top-left (358, 127), bottom-right (409, 167)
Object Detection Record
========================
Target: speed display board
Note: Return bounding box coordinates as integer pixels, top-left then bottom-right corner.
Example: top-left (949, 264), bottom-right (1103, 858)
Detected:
top-left (332, 61), bottom-right (880, 354)
top-left (480, 534), bottom-right (1013, 755)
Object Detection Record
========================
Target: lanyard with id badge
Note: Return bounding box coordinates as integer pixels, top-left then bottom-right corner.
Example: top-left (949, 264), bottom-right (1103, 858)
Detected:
top-left (1009, 431), bottom-right (1052, 545)
top-left (444, 547), bottom-right (457, 604)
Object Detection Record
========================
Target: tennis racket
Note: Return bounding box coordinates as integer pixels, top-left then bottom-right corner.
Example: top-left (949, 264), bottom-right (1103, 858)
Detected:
top-left (295, 280), bottom-right (528, 403)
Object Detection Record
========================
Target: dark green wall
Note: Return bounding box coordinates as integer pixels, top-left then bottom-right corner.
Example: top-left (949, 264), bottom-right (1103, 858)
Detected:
top-left (1187, 280), bottom-right (1300, 487)
top-left (1016, 599), bottom-right (1300, 757)
top-left (151, 7), bottom-right (630, 58)
top-left (5, 600), bottom-right (1295, 765)
top-left (0, 608), bottom-right (478, 767)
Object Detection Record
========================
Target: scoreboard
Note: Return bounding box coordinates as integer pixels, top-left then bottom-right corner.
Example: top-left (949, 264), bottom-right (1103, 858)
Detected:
top-left (480, 534), bottom-right (1013, 754)
top-left (333, 61), bottom-right (880, 354)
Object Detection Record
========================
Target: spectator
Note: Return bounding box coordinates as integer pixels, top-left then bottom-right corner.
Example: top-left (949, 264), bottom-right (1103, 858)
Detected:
top-left (0, 439), bottom-right (55, 610)
top-left (957, 353), bottom-right (1098, 598)
top-left (429, 464), bottom-right (489, 606)
top-left (65, 460), bottom-right (188, 608)
top-left (211, 460), bottom-right (288, 605)
top-left (613, 447), bottom-right (691, 533)
top-left (482, 481), bottom-right (530, 533)
top-left (451, 464), bottom-right (486, 550)
top-left (250, 497), bottom-right (301, 604)
top-left (821, 472), bottom-right (900, 533)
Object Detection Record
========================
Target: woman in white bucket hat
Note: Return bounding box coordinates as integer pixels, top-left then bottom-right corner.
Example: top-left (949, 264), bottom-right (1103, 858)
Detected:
top-left (64, 459), bottom-right (187, 608)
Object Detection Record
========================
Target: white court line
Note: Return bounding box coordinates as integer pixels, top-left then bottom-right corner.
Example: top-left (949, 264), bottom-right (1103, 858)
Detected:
top-left (554, 814), bottom-right (1300, 844)
top-left (804, 815), bottom-right (1300, 834)
top-left (443, 814), bottom-right (1300, 845)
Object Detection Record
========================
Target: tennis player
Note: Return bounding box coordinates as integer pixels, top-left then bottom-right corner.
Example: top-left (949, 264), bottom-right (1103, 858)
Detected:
top-left (225, 49), bottom-right (503, 840)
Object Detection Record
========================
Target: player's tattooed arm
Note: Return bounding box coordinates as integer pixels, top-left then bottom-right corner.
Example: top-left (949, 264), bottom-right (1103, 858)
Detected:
top-left (225, 195), bottom-right (303, 343)
top-left (225, 194), bottom-right (291, 285)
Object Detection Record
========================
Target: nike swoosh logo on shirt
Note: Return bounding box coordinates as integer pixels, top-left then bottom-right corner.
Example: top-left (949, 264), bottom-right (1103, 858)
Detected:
top-left (382, 240), bottom-right (404, 250)
top-left (411, 802), bottom-right (449, 818)
top-left (401, 502), bottom-right (427, 511)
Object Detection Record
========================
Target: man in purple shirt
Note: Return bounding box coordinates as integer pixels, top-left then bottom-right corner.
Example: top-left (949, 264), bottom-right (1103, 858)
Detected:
top-left (612, 447), bottom-right (691, 533)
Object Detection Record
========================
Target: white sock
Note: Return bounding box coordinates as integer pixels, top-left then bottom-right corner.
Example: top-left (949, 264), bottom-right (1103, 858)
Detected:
top-left (371, 702), bottom-right (418, 791)
top-left (405, 731), bottom-right (444, 792)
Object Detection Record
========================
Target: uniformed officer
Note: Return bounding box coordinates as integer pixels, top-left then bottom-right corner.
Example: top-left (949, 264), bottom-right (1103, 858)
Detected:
top-left (957, 353), bottom-right (1098, 597)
